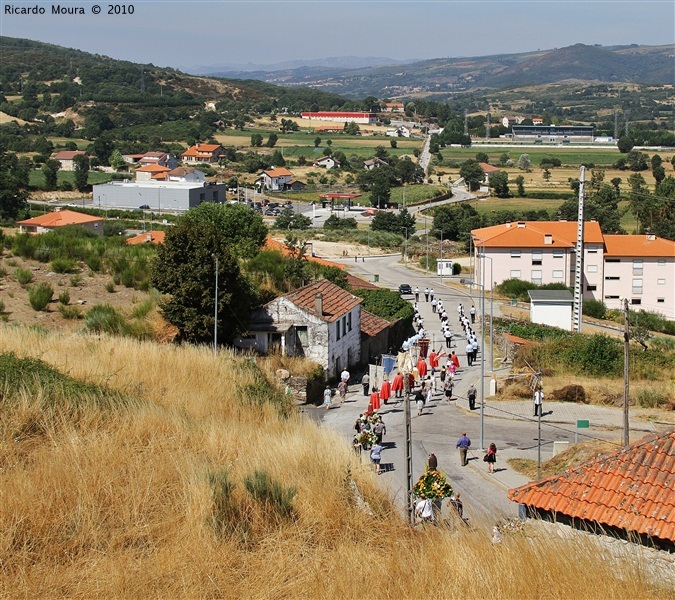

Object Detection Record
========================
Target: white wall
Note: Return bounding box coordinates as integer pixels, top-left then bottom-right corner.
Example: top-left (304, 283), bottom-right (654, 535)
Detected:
top-left (530, 302), bottom-right (573, 331)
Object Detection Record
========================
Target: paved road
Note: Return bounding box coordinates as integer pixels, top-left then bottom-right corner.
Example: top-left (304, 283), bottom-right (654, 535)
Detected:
top-left (308, 252), bottom-right (671, 525)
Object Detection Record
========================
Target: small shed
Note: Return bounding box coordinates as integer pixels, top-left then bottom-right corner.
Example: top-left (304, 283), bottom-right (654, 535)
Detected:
top-left (528, 290), bottom-right (573, 331)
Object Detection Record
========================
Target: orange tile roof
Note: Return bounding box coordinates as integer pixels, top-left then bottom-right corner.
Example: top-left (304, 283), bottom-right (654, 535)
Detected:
top-left (503, 332), bottom-right (536, 346)
top-left (261, 168), bottom-right (293, 177)
top-left (264, 237), bottom-right (345, 270)
top-left (283, 279), bottom-right (361, 323)
top-left (360, 309), bottom-right (390, 337)
top-left (509, 429), bottom-right (675, 543)
top-left (127, 230), bottom-right (166, 245)
top-left (603, 235), bottom-right (675, 258)
top-left (479, 162), bottom-right (501, 174)
top-left (181, 144), bottom-right (223, 158)
top-left (136, 164), bottom-right (171, 173)
top-left (17, 209), bottom-right (103, 228)
top-left (472, 221), bottom-right (604, 248)
top-left (346, 273), bottom-right (378, 290)
top-left (54, 150), bottom-right (85, 160)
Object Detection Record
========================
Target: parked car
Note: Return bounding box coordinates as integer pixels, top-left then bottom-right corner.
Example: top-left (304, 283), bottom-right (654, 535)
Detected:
top-left (398, 283), bottom-right (413, 295)
top-left (139, 204), bottom-right (150, 209)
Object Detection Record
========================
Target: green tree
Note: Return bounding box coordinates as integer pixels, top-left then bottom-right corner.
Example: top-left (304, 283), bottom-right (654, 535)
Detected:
top-left (542, 167), bottom-right (551, 182)
top-left (151, 216), bottom-right (255, 345)
top-left (370, 211), bottom-right (400, 233)
top-left (626, 150), bottom-right (648, 171)
top-left (432, 203), bottom-right (481, 244)
top-left (517, 154), bottom-right (531, 171)
top-left (72, 154), bottom-right (90, 193)
top-left (390, 139), bottom-right (397, 149)
top-left (109, 149), bottom-right (126, 171)
top-left (514, 175), bottom-right (526, 197)
top-left (42, 159), bottom-right (61, 190)
top-left (275, 206), bottom-right (311, 230)
top-left (0, 147), bottom-right (29, 220)
top-left (370, 168), bottom-right (391, 208)
top-left (475, 152), bottom-right (489, 163)
top-left (270, 150), bottom-right (285, 167)
top-left (617, 136), bottom-right (634, 153)
top-left (314, 137), bottom-right (321, 147)
top-left (344, 122), bottom-right (360, 135)
top-left (459, 159), bottom-right (484, 192)
top-left (265, 133), bottom-right (278, 148)
top-left (489, 171), bottom-right (510, 197)
top-left (250, 133), bottom-right (263, 147)
top-left (653, 176), bottom-right (675, 240)
top-left (499, 153), bottom-right (510, 166)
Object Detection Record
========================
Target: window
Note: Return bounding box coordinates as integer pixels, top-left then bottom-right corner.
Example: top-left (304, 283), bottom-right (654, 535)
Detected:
top-left (336, 320), bottom-right (341, 340)
top-left (531, 270), bottom-right (542, 285)
top-left (658, 259), bottom-right (666, 266)
top-left (296, 326), bottom-right (308, 346)
top-left (631, 299), bottom-right (642, 305)
top-left (632, 279), bottom-right (643, 295)
top-left (347, 312), bottom-right (352, 332)
top-left (510, 250), bottom-right (521, 258)
top-left (199, 192), bottom-right (206, 201)
top-left (342, 316), bottom-right (347, 336)
top-left (605, 276), bottom-right (620, 281)
top-left (532, 251), bottom-right (543, 266)
top-left (605, 295), bottom-right (619, 299)
top-left (657, 298), bottom-right (665, 303)
top-left (586, 285), bottom-right (597, 291)
top-left (510, 270), bottom-right (521, 278)
top-left (605, 258), bottom-right (620, 263)
top-left (633, 260), bottom-right (643, 276)
top-left (552, 270), bottom-right (563, 279)
top-left (657, 279), bottom-right (666, 285)
top-left (587, 246), bottom-right (598, 253)
top-left (553, 250), bottom-right (564, 258)
top-left (587, 265), bottom-right (598, 273)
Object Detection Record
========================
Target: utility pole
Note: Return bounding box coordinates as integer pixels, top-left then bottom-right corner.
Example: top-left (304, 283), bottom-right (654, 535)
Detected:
top-left (486, 107), bottom-right (491, 141)
top-left (623, 298), bottom-right (630, 448)
top-left (212, 254), bottom-right (219, 355)
top-left (479, 256), bottom-right (486, 451)
top-left (573, 167), bottom-right (585, 333)
top-left (624, 111), bottom-right (629, 136)
top-left (614, 107), bottom-right (619, 140)
top-left (404, 388), bottom-right (413, 524)
top-left (537, 380), bottom-right (542, 480)
top-left (463, 109), bottom-right (468, 136)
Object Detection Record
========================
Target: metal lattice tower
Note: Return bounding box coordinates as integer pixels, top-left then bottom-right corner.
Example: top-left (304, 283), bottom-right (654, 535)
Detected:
top-left (625, 111), bottom-right (629, 136)
top-left (464, 109), bottom-right (468, 136)
top-left (486, 108), bottom-right (491, 141)
top-left (573, 167), bottom-right (586, 332)
top-left (614, 107), bottom-right (619, 140)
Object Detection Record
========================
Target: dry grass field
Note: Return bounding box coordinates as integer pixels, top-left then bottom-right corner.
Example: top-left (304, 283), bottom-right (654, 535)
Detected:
top-left (0, 325), bottom-right (671, 598)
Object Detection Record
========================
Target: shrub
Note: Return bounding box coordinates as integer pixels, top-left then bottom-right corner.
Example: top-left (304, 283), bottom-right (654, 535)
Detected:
top-left (85, 304), bottom-right (126, 335)
top-left (57, 304), bottom-right (83, 320)
top-left (131, 298), bottom-right (154, 319)
top-left (0, 267), bottom-right (7, 278)
top-left (209, 469), bottom-right (239, 535)
top-left (352, 288), bottom-right (414, 322)
top-left (243, 469), bottom-right (296, 520)
top-left (70, 274), bottom-right (83, 287)
top-left (85, 255), bottom-right (102, 272)
top-left (57, 290), bottom-right (70, 305)
top-left (15, 267), bottom-right (33, 285)
top-left (105, 281), bottom-right (115, 293)
top-left (583, 299), bottom-right (607, 320)
top-left (28, 282), bottom-right (54, 311)
top-left (0, 299), bottom-right (5, 312)
top-left (50, 258), bottom-right (78, 274)
top-left (452, 262), bottom-right (462, 275)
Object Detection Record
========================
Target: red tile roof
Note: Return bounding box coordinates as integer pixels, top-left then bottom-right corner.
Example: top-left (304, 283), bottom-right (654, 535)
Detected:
top-left (603, 235), bottom-right (675, 258)
top-left (509, 429), bottom-right (675, 543)
top-left (260, 168), bottom-right (293, 178)
top-left (136, 164), bottom-right (171, 173)
top-left (346, 273), bottom-right (378, 290)
top-left (360, 309), bottom-right (390, 337)
top-left (479, 162), bottom-right (501, 174)
top-left (283, 279), bottom-right (361, 323)
top-left (264, 237), bottom-right (345, 271)
top-left (181, 144), bottom-right (223, 158)
top-left (472, 221), bottom-right (604, 248)
top-left (127, 230), bottom-right (166, 245)
top-left (54, 150), bottom-right (85, 160)
top-left (17, 209), bottom-right (103, 228)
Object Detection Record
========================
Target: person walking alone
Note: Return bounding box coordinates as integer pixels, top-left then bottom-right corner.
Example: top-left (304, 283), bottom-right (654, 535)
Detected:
top-left (467, 384), bottom-right (477, 411)
top-left (414, 287), bottom-right (420, 302)
top-left (485, 442), bottom-right (497, 473)
top-left (534, 387), bottom-right (544, 417)
top-left (470, 305), bottom-right (476, 324)
top-left (456, 433), bottom-right (471, 466)
top-left (361, 373), bottom-right (370, 396)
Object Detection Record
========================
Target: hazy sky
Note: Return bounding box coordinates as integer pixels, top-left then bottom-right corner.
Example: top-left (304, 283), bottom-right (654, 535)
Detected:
top-left (1, 0), bottom-right (673, 70)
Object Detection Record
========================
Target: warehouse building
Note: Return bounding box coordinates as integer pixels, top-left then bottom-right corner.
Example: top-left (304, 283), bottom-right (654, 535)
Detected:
top-left (511, 125), bottom-right (594, 142)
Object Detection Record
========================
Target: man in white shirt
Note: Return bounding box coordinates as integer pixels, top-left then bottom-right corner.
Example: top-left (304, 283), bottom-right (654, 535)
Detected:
top-left (341, 368), bottom-right (350, 389)
top-left (534, 388), bottom-right (544, 417)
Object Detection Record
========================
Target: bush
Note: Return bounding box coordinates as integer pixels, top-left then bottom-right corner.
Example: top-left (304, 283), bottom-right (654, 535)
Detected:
top-left (105, 281), bottom-right (115, 293)
top-left (57, 290), bottom-right (70, 305)
top-left (28, 282), bottom-right (54, 311)
top-left (50, 258), bottom-right (78, 274)
top-left (57, 304), bottom-right (83, 320)
top-left (0, 267), bottom-right (7, 278)
top-left (0, 299), bottom-right (5, 312)
top-left (15, 267), bottom-right (33, 285)
top-left (85, 255), bottom-right (102, 272)
top-left (452, 262), bottom-right (462, 275)
top-left (583, 299), bottom-right (607, 319)
top-left (352, 288), bottom-right (414, 322)
top-left (243, 469), bottom-right (296, 520)
top-left (85, 304), bottom-right (126, 335)
top-left (70, 274), bottom-right (83, 287)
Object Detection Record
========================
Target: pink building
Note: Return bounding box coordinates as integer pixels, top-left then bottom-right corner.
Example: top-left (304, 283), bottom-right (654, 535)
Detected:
top-left (472, 222), bottom-right (674, 319)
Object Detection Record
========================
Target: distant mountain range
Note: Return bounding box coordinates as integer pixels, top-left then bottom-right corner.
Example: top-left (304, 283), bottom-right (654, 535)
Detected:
top-left (201, 44), bottom-right (675, 99)
top-left (188, 56), bottom-right (413, 75)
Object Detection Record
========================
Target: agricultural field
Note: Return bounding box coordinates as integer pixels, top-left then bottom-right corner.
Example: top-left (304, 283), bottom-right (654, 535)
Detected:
top-left (29, 169), bottom-right (114, 189)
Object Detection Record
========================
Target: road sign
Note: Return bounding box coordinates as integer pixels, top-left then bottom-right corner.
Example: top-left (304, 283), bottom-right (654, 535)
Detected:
top-left (577, 420), bottom-right (590, 428)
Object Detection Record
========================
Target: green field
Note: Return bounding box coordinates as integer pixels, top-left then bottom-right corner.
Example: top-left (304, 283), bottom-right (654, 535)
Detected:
top-left (435, 146), bottom-right (622, 167)
top-left (29, 170), bottom-right (114, 188)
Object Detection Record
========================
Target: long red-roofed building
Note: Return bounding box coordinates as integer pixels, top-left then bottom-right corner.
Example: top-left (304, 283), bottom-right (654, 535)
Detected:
top-left (301, 112), bottom-right (377, 124)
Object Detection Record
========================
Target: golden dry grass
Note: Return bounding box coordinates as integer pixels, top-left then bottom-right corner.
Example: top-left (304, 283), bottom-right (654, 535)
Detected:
top-left (0, 326), bottom-right (671, 598)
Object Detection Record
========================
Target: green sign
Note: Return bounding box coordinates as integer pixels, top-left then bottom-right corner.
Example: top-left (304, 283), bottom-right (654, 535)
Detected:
top-left (577, 420), bottom-right (590, 429)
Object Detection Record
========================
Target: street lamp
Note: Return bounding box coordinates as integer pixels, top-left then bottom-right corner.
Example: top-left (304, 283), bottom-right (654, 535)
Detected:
top-left (212, 254), bottom-right (219, 356)
top-left (401, 227), bottom-right (408, 262)
top-left (479, 253), bottom-right (494, 371)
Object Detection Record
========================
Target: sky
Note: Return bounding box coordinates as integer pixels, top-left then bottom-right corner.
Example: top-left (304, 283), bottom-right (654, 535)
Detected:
top-left (1, 0), bottom-right (673, 71)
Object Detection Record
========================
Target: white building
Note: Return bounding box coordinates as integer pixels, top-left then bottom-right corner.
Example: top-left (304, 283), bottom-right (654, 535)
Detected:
top-left (256, 167), bottom-right (294, 191)
top-left (301, 111), bottom-right (377, 124)
top-left (528, 290), bottom-right (574, 331)
top-left (313, 156), bottom-right (340, 170)
top-left (233, 279), bottom-right (362, 378)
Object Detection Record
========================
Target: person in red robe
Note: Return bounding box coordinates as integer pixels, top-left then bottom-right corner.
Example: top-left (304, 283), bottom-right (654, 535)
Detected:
top-left (451, 351), bottom-right (460, 370)
top-left (417, 358), bottom-right (427, 378)
top-left (391, 373), bottom-right (404, 398)
top-left (380, 379), bottom-right (391, 404)
top-left (429, 351), bottom-right (438, 374)
top-left (370, 388), bottom-right (381, 411)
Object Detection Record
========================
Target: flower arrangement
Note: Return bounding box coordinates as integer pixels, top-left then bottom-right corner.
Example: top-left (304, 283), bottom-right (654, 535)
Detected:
top-left (413, 469), bottom-right (453, 499)
top-left (367, 412), bottom-right (381, 424)
top-left (498, 518), bottom-right (525, 535)
top-left (358, 430), bottom-right (377, 448)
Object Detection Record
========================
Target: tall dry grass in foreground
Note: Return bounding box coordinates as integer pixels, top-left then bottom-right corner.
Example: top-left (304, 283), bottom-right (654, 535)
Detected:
top-left (0, 326), bottom-right (670, 599)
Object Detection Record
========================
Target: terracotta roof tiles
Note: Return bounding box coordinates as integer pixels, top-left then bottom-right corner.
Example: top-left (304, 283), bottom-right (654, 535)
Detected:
top-left (603, 235), bottom-right (675, 258)
top-left (126, 230), bottom-right (166, 245)
top-left (283, 279), bottom-right (361, 323)
top-left (473, 221), bottom-right (604, 248)
top-left (17, 209), bottom-right (103, 228)
top-left (360, 309), bottom-right (390, 337)
top-left (509, 429), bottom-right (675, 543)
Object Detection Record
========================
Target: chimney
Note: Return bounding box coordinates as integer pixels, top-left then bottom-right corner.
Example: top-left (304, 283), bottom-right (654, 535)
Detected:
top-left (646, 233), bottom-right (656, 241)
top-left (517, 221), bottom-right (526, 228)
top-left (505, 222), bottom-right (512, 229)
top-left (544, 234), bottom-right (553, 245)
top-left (196, 142), bottom-right (200, 149)
top-left (315, 293), bottom-right (323, 316)
top-left (146, 233), bottom-right (152, 243)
